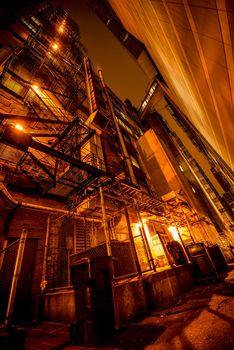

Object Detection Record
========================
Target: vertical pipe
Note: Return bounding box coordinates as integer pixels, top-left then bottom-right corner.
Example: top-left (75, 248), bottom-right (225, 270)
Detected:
top-left (41, 215), bottom-right (50, 292)
top-left (83, 56), bottom-right (94, 114)
top-left (5, 229), bottom-right (28, 326)
top-left (99, 187), bottom-right (112, 257)
top-left (124, 207), bottom-right (142, 276)
top-left (136, 211), bottom-right (156, 272)
top-left (175, 224), bottom-right (190, 262)
top-left (178, 200), bottom-right (195, 244)
top-left (74, 220), bottom-right (77, 254)
top-left (156, 229), bottom-right (173, 267)
top-left (0, 239), bottom-right (8, 273)
top-left (67, 251), bottom-right (71, 286)
top-left (186, 223), bottom-right (195, 243)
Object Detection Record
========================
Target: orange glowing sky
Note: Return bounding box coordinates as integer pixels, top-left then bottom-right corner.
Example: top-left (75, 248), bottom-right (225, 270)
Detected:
top-left (54, 0), bottom-right (150, 108)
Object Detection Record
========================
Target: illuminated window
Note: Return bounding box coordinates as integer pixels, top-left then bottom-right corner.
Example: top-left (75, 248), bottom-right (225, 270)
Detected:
top-left (118, 119), bottom-right (133, 135)
top-left (31, 16), bottom-right (41, 26)
top-left (21, 18), bottom-right (37, 33)
top-left (3, 76), bottom-right (25, 96)
top-left (140, 81), bottom-right (158, 112)
top-left (130, 156), bottom-right (140, 169)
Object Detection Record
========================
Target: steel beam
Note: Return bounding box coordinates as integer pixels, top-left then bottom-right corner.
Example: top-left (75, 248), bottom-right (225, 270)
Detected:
top-left (30, 138), bottom-right (112, 178)
top-left (0, 113), bottom-right (69, 125)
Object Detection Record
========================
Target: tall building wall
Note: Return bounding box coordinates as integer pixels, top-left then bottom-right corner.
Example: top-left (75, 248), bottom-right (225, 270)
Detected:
top-left (0, 1), bottom-right (233, 326)
top-left (137, 129), bottom-right (180, 197)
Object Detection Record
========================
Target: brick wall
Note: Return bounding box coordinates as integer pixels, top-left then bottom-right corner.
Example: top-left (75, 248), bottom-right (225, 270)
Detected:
top-left (6, 206), bottom-right (49, 295)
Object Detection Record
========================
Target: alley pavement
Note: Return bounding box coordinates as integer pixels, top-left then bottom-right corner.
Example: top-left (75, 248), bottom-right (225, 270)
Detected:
top-left (23, 280), bottom-right (234, 350)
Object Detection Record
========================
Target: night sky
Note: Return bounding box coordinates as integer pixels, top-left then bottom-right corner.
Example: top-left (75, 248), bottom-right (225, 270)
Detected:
top-left (53, 0), bottom-right (150, 108)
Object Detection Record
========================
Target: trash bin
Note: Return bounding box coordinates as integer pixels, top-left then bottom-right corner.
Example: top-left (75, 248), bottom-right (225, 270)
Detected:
top-left (186, 243), bottom-right (218, 282)
top-left (206, 244), bottom-right (229, 272)
top-left (70, 256), bottom-right (115, 346)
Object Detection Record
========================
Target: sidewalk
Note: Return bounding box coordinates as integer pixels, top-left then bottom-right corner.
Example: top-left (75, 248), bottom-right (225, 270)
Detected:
top-left (23, 280), bottom-right (234, 350)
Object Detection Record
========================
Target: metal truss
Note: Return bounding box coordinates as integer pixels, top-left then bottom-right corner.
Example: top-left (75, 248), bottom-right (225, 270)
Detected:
top-left (0, 112), bottom-right (114, 199)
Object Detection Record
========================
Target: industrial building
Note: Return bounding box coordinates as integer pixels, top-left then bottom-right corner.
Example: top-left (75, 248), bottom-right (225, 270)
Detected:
top-left (0, 0), bottom-right (233, 345)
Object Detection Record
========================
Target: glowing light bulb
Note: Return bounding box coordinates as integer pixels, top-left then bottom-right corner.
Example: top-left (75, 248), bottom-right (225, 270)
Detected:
top-left (58, 26), bottom-right (64, 33)
top-left (179, 165), bottom-right (184, 172)
top-left (52, 42), bottom-right (59, 51)
top-left (168, 226), bottom-right (180, 241)
top-left (15, 123), bottom-right (24, 131)
top-left (31, 84), bottom-right (39, 90)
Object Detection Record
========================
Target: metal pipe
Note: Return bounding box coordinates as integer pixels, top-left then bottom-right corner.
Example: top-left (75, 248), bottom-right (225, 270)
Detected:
top-left (40, 215), bottom-right (50, 292)
top-left (124, 207), bottom-right (142, 276)
top-left (136, 211), bottom-right (156, 272)
top-left (156, 230), bottom-right (173, 267)
top-left (83, 56), bottom-right (95, 115)
top-left (174, 224), bottom-right (190, 262)
top-left (21, 202), bottom-right (101, 221)
top-left (5, 229), bottom-right (28, 326)
top-left (0, 182), bottom-right (102, 221)
top-left (99, 187), bottom-right (112, 257)
top-left (0, 240), bottom-right (8, 274)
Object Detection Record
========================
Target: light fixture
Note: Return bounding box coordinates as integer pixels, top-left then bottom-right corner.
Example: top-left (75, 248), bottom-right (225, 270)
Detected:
top-left (15, 123), bottom-right (24, 131)
top-left (31, 84), bottom-right (40, 90)
top-left (58, 26), bottom-right (64, 33)
top-left (52, 42), bottom-right (59, 51)
top-left (168, 226), bottom-right (180, 241)
top-left (179, 165), bottom-right (184, 172)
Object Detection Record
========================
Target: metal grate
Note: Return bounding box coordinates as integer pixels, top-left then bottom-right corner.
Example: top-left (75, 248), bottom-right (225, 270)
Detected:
top-left (75, 219), bottom-right (92, 253)
top-left (70, 241), bottom-right (137, 278)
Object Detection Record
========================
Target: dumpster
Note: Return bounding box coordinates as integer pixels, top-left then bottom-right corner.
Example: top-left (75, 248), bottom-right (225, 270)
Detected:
top-left (206, 244), bottom-right (228, 272)
top-left (70, 256), bottom-right (115, 346)
top-left (186, 243), bottom-right (218, 282)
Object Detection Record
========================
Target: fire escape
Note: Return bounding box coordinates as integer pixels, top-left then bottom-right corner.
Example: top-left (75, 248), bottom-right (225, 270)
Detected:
top-left (0, 6), bottom-right (114, 204)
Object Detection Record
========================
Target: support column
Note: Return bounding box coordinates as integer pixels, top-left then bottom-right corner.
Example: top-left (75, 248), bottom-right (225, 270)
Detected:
top-left (5, 229), bottom-right (27, 326)
top-left (99, 187), bottom-right (112, 257)
top-left (41, 215), bottom-right (50, 292)
top-left (136, 210), bottom-right (156, 272)
top-left (124, 207), bottom-right (142, 276)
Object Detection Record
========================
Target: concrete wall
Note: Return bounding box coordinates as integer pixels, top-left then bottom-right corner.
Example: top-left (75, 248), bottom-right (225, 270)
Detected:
top-left (113, 264), bottom-right (194, 327)
top-left (44, 288), bottom-right (75, 323)
top-left (43, 264), bottom-right (194, 326)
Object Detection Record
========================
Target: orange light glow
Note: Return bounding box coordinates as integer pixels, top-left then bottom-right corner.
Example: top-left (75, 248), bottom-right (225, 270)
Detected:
top-left (168, 226), bottom-right (180, 241)
top-left (52, 42), bottom-right (59, 51)
top-left (31, 84), bottom-right (39, 90)
top-left (58, 26), bottom-right (64, 33)
top-left (179, 165), bottom-right (184, 172)
top-left (15, 123), bottom-right (24, 131)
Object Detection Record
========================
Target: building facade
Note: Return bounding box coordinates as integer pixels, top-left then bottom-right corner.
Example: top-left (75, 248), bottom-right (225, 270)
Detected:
top-left (0, 1), bottom-right (232, 327)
